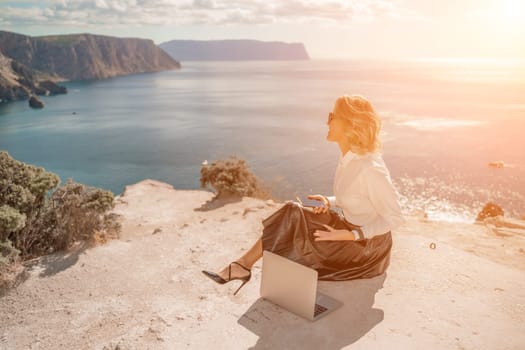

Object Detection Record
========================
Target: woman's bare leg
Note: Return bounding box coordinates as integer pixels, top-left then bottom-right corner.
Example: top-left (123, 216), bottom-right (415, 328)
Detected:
top-left (217, 237), bottom-right (263, 280)
top-left (237, 238), bottom-right (263, 268)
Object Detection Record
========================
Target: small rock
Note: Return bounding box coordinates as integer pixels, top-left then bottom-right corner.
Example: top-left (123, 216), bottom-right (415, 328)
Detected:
top-left (38, 80), bottom-right (67, 95)
top-left (28, 96), bottom-right (44, 109)
top-left (488, 160), bottom-right (505, 168)
top-left (476, 202), bottom-right (504, 222)
top-left (243, 208), bottom-right (256, 217)
top-left (152, 228), bottom-right (162, 235)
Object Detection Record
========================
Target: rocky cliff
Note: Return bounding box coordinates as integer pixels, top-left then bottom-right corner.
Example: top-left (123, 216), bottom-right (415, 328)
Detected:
top-left (0, 31), bottom-right (181, 104)
top-left (159, 39), bottom-right (310, 61)
top-left (0, 31), bottom-right (180, 80)
top-left (0, 50), bottom-right (28, 102)
top-left (0, 50), bottom-right (65, 103)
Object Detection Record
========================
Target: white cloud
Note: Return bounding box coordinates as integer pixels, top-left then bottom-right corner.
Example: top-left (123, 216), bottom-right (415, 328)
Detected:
top-left (0, 0), bottom-right (417, 27)
top-left (192, 0), bottom-right (217, 9)
top-left (1, 7), bottom-right (51, 25)
top-left (94, 0), bottom-right (110, 10)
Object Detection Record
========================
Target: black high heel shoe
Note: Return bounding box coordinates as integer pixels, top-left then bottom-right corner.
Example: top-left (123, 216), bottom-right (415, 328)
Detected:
top-left (202, 262), bottom-right (252, 295)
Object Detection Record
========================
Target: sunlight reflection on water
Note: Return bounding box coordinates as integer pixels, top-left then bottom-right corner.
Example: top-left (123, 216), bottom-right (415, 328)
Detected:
top-left (1, 60), bottom-right (524, 221)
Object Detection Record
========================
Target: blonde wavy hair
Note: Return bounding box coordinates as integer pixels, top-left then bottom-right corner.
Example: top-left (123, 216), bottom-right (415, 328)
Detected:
top-left (332, 95), bottom-right (382, 155)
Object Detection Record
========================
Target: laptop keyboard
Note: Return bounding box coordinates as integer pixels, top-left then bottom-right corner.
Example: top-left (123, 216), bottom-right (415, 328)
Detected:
top-left (314, 303), bottom-right (328, 317)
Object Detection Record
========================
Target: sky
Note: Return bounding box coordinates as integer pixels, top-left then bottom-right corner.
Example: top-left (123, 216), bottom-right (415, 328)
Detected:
top-left (0, 0), bottom-right (524, 60)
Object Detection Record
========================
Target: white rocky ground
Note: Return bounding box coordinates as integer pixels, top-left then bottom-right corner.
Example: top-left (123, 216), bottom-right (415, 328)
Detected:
top-left (1, 179), bottom-right (524, 350)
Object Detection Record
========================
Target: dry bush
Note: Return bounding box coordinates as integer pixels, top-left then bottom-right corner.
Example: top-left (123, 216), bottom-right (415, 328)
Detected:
top-left (0, 239), bottom-right (20, 271)
top-left (38, 180), bottom-right (121, 253)
top-left (0, 151), bottom-right (120, 289)
top-left (0, 237), bottom-right (25, 292)
top-left (200, 156), bottom-right (270, 199)
top-left (0, 260), bottom-right (26, 293)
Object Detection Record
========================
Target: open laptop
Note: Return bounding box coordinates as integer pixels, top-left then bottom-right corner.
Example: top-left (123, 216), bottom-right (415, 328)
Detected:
top-left (260, 250), bottom-right (343, 321)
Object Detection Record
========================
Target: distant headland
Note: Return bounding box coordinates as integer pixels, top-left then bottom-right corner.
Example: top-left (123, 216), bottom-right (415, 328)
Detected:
top-left (159, 39), bottom-right (310, 61)
top-left (0, 30), bottom-right (180, 105)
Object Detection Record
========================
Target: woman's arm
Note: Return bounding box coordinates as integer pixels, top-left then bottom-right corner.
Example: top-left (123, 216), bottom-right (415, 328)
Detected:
top-left (313, 224), bottom-right (358, 241)
top-left (325, 195), bottom-right (337, 207)
top-left (360, 166), bottom-right (405, 237)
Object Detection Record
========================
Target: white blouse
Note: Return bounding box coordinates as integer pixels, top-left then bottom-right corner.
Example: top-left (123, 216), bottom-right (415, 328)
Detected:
top-left (326, 151), bottom-right (404, 239)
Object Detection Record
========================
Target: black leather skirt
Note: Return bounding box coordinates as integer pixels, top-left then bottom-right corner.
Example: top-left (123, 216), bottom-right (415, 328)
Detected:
top-left (261, 202), bottom-right (392, 281)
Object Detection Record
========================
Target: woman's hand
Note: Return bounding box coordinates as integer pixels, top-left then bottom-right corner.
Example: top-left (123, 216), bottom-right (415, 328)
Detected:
top-left (313, 224), bottom-right (356, 241)
top-left (307, 194), bottom-right (330, 214)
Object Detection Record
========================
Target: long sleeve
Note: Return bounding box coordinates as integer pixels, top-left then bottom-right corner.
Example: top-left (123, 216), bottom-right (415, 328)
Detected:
top-left (360, 166), bottom-right (405, 238)
top-left (326, 195), bottom-right (337, 207)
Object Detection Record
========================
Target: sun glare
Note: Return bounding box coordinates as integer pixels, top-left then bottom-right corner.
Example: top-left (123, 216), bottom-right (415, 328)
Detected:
top-left (504, 0), bottom-right (524, 18)
top-left (483, 0), bottom-right (525, 39)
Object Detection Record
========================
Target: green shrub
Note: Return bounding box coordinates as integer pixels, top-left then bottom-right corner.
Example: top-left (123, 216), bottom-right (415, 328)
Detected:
top-left (0, 205), bottom-right (26, 236)
top-left (200, 156), bottom-right (269, 199)
top-left (0, 239), bottom-right (20, 266)
top-left (0, 151), bottom-right (120, 259)
top-left (0, 151), bottom-right (60, 256)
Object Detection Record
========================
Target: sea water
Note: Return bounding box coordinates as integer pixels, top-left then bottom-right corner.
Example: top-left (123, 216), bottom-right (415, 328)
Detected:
top-left (1, 59), bottom-right (524, 222)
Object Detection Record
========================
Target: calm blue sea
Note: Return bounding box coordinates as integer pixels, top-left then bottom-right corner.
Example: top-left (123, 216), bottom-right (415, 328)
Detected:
top-left (1, 59), bottom-right (524, 222)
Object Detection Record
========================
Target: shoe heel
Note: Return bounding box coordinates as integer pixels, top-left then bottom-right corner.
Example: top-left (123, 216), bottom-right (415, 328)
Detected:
top-left (233, 279), bottom-right (249, 296)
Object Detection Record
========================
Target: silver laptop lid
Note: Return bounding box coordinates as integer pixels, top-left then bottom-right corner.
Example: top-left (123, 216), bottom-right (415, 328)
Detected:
top-left (260, 250), bottom-right (318, 320)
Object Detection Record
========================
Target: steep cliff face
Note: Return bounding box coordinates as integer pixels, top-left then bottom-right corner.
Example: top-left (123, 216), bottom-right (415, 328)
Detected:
top-left (0, 50), bottom-right (32, 102)
top-left (159, 39), bottom-right (310, 61)
top-left (0, 51), bottom-right (68, 104)
top-left (0, 31), bottom-right (180, 81)
top-left (0, 31), bottom-right (181, 105)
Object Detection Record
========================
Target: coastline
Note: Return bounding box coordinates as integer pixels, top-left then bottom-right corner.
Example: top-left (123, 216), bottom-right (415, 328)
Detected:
top-left (1, 179), bottom-right (524, 349)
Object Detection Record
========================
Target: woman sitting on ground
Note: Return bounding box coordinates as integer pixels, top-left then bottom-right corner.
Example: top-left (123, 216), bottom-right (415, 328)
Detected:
top-left (203, 94), bottom-right (405, 295)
